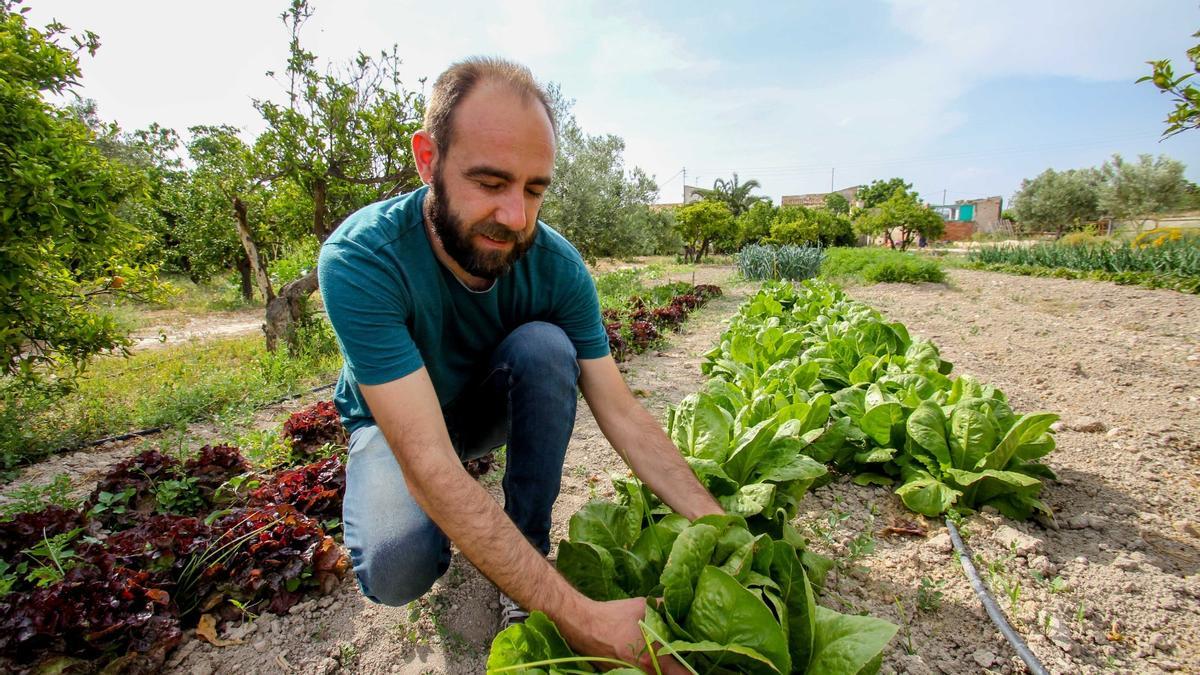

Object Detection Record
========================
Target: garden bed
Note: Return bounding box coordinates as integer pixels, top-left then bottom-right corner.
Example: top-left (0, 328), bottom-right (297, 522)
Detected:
top-left (3, 266), bottom-right (1198, 674)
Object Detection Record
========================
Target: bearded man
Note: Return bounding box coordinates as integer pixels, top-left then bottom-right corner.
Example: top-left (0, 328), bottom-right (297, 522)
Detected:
top-left (318, 56), bottom-right (719, 671)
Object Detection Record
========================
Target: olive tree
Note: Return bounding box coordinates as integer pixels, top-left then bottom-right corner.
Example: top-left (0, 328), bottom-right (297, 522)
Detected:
top-left (1098, 153), bottom-right (1188, 232)
top-left (1008, 168), bottom-right (1102, 237)
top-left (539, 87), bottom-right (667, 262)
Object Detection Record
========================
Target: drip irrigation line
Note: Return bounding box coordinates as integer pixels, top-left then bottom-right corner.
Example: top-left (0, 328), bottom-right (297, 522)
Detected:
top-left (67, 381), bottom-right (338, 453)
top-left (946, 518), bottom-right (1049, 675)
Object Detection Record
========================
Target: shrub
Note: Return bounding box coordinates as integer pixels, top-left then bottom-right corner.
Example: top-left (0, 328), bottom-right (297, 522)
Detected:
top-left (860, 258), bottom-right (946, 284)
top-left (821, 247), bottom-right (946, 284)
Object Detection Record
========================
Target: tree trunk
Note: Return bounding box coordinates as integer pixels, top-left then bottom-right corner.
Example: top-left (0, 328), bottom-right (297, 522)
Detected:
top-left (233, 196), bottom-right (275, 303)
top-left (237, 254), bottom-right (253, 302)
top-left (313, 179), bottom-right (328, 241)
top-left (264, 267), bottom-right (321, 353)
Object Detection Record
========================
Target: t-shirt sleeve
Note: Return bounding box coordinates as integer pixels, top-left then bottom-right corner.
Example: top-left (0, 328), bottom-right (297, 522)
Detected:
top-left (318, 241), bottom-right (425, 385)
top-left (554, 263), bottom-right (611, 360)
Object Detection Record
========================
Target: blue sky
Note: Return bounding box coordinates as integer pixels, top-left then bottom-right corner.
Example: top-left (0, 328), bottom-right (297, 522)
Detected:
top-left (28, 0), bottom-right (1200, 208)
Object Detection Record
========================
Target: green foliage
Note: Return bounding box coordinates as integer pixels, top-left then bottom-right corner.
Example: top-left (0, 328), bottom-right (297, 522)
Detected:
top-left (736, 244), bottom-right (825, 281)
top-left (1098, 153), bottom-right (1189, 231)
top-left (969, 261), bottom-right (1200, 294)
top-left (1, 1), bottom-right (165, 387)
top-left (766, 205), bottom-right (854, 248)
top-left (821, 248), bottom-right (946, 285)
top-left (254, 1), bottom-right (423, 242)
top-left (735, 200), bottom-right (776, 248)
top-left (492, 509), bottom-right (896, 674)
top-left (824, 192), bottom-right (850, 215)
top-left (0, 328), bottom-right (341, 467)
top-left (857, 178), bottom-right (916, 209)
top-left (0, 473), bottom-right (76, 517)
top-left (916, 577), bottom-right (945, 612)
top-left (153, 476), bottom-right (205, 515)
top-left (270, 236), bottom-right (321, 288)
top-left (20, 527), bottom-right (84, 588)
top-left (1011, 154), bottom-right (1191, 237)
top-left (540, 85), bottom-right (671, 262)
top-left (852, 190), bottom-right (944, 250)
top-left (703, 282), bottom-right (1059, 520)
top-left (693, 173), bottom-right (768, 217)
top-left (969, 238), bottom-right (1200, 277)
top-left (676, 201), bottom-right (736, 263)
top-left (1139, 29), bottom-right (1200, 137)
top-left (1009, 167), bottom-right (1102, 236)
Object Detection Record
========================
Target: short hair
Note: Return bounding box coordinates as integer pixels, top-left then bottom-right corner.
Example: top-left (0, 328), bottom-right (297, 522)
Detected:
top-left (424, 56), bottom-right (557, 154)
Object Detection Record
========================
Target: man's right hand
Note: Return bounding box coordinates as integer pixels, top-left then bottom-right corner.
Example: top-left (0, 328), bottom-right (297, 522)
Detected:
top-left (556, 597), bottom-right (690, 675)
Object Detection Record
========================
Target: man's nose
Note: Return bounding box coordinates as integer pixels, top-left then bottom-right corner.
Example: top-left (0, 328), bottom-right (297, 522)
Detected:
top-left (495, 189), bottom-right (527, 231)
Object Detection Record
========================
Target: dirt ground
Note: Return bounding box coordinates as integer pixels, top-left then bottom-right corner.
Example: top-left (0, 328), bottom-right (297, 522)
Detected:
top-left (8, 266), bottom-right (1199, 674)
top-left (127, 307), bottom-right (264, 351)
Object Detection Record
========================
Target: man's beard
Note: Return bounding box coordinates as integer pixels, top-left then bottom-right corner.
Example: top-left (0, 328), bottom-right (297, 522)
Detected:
top-left (426, 170), bottom-right (537, 281)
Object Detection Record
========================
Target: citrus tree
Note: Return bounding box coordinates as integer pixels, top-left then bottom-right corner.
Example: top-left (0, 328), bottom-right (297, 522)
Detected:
top-left (853, 189), bottom-right (943, 249)
top-left (676, 201), bottom-right (735, 262)
top-left (0, 0), bottom-right (161, 385)
top-left (1139, 29), bottom-right (1200, 138)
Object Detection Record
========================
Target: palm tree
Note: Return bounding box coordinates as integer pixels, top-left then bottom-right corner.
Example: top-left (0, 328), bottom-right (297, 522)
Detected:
top-left (694, 173), bottom-right (768, 217)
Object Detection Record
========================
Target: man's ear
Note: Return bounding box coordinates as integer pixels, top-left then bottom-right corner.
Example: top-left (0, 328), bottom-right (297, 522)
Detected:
top-left (412, 130), bottom-right (438, 185)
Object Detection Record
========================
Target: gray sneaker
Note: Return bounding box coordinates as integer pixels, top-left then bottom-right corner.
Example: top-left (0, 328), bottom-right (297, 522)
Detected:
top-left (498, 591), bottom-right (530, 629)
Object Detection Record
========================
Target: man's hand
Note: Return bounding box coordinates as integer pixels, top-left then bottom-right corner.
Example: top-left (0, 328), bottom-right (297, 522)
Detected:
top-left (558, 597), bottom-right (690, 675)
top-left (578, 356), bottom-right (723, 519)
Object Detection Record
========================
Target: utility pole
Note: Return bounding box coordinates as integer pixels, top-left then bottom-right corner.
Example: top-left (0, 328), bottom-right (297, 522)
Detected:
top-left (942, 189), bottom-right (947, 206)
top-left (682, 167), bottom-right (686, 202)
top-left (830, 168), bottom-right (835, 192)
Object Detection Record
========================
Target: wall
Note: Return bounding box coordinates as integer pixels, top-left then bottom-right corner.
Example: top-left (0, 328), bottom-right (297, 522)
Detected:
top-left (941, 220), bottom-right (976, 241)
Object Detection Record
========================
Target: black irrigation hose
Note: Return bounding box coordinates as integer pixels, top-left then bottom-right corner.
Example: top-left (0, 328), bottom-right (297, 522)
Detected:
top-left (946, 518), bottom-right (1050, 675)
top-left (67, 381), bottom-right (338, 452)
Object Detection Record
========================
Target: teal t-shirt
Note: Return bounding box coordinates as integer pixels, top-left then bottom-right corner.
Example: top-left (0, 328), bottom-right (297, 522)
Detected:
top-left (318, 186), bottom-right (609, 433)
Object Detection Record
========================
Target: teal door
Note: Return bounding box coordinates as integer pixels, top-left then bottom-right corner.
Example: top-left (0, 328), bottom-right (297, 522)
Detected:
top-left (958, 204), bottom-right (975, 221)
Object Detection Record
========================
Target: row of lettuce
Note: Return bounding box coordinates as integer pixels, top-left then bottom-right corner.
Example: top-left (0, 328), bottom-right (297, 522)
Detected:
top-left (0, 402), bottom-right (350, 672)
top-left (490, 280), bottom-right (1060, 673)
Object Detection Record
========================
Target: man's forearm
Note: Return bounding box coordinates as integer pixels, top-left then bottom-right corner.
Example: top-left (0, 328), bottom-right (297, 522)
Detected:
top-left (600, 397), bottom-right (722, 519)
top-left (378, 419), bottom-right (589, 627)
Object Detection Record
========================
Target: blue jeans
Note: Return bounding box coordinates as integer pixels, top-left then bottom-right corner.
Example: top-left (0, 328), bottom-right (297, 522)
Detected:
top-left (342, 322), bottom-right (580, 606)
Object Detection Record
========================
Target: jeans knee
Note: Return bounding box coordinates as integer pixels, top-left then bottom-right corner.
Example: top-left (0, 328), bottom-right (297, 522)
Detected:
top-left (501, 322), bottom-right (579, 384)
top-left (353, 526), bottom-right (446, 607)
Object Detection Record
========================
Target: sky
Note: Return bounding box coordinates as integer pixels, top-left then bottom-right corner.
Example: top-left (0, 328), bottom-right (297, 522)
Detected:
top-left (26, 0), bottom-right (1200, 208)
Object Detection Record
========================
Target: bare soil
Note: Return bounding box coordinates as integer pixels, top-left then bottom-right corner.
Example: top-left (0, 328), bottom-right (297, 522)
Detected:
top-left (10, 266), bottom-right (1200, 675)
top-left (127, 308), bottom-right (265, 352)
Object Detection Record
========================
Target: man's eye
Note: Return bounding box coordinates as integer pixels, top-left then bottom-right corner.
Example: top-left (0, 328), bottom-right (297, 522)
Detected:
top-left (479, 181), bottom-right (504, 191)
top-left (527, 189), bottom-right (545, 198)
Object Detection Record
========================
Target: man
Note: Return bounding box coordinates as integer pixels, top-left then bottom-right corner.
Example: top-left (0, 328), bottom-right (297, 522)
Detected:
top-left (318, 56), bottom-right (720, 670)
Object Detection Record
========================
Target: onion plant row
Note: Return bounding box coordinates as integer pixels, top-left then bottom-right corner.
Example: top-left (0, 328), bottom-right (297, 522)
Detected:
top-left (968, 238), bottom-right (1200, 277)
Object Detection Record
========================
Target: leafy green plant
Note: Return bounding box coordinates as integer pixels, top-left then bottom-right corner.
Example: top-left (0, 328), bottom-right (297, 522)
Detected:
top-left (154, 476), bottom-right (205, 515)
top-left (490, 506), bottom-right (897, 673)
top-left (970, 238), bottom-right (1200, 275)
top-left (736, 244), bottom-right (825, 281)
top-left (22, 527), bottom-right (85, 588)
top-left (702, 281), bottom-right (1058, 519)
top-left (820, 247), bottom-right (945, 285)
top-left (85, 487), bottom-right (136, 519)
top-left (1, 474), bottom-right (78, 517)
top-left (916, 577), bottom-right (944, 612)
